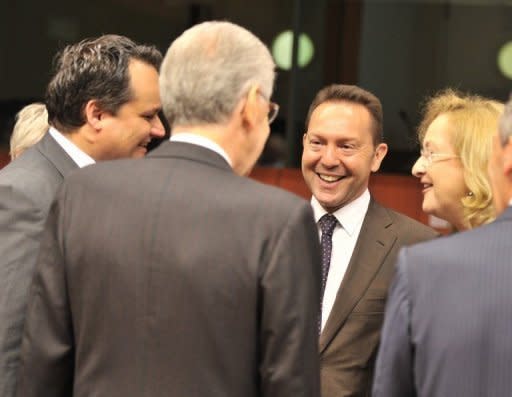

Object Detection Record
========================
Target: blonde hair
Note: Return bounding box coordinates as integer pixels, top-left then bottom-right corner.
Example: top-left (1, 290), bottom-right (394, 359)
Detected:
top-left (418, 89), bottom-right (503, 229)
top-left (10, 103), bottom-right (48, 159)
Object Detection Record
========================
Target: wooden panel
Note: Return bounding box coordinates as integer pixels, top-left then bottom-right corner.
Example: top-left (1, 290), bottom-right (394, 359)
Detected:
top-left (249, 167), bottom-right (280, 187)
top-left (249, 167), bottom-right (430, 226)
top-left (278, 168), bottom-right (311, 198)
top-left (0, 149), bottom-right (9, 169)
top-left (0, 158), bottom-right (434, 229)
top-left (368, 173), bottom-right (428, 224)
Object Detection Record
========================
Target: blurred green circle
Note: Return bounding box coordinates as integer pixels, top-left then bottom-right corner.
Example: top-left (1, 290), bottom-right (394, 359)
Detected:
top-left (272, 30), bottom-right (314, 70)
top-left (497, 41), bottom-right (512, 80)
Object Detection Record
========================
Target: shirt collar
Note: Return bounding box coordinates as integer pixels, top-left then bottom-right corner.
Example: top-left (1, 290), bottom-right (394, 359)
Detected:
top-left (170, 133), bottom-right (232, 167)
top-left (48, 127), bottom-right (95, 168)
top-left (310, 189), bottom-right (370, 236)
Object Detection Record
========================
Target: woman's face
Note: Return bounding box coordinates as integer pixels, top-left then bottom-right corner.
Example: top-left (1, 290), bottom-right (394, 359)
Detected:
top-left (412, 114), bottom-right (468, 230)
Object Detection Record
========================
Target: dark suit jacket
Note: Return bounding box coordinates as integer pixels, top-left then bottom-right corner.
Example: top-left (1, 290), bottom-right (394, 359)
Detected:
top-left (16, 141), bottom-right (322, 397)
top-left (0, 133), bottom-right (77, 397)
top-left (373, 206), bottom-right (512, 397)
top-left (320, 201), bottom-right (438, 397)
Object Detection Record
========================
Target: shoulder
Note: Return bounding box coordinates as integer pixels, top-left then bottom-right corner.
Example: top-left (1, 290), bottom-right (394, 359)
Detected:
top-left (240, 175), bottom-right (305, 203)
top-left (395, 227), bottom-right (478, 283)
top-left (394, 219), bottom-right (512, 305)
top-left (402, 220), bottom-right (494, 259)
top-left (369, 201), bottom-right (439, 241)
top-left (0, 151), bottom-right (63, 203)
top-left (63, 158), bottom-right (310, 212)
top-left (229, 176), bottom-right (313, 225)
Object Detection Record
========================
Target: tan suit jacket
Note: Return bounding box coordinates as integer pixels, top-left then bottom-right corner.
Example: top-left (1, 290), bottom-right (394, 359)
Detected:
top-left (319, 200), bottom-right (438, 397)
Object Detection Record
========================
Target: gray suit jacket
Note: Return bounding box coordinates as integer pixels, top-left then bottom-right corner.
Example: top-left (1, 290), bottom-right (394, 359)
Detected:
top-left (320, 201), bottom-right (438, 397)
top-left (373, 206), bottom-right (512, 397)
top-left (16, 141), bottom-right (322, 397)
top-left (0, 133), bottom-right (77, 397)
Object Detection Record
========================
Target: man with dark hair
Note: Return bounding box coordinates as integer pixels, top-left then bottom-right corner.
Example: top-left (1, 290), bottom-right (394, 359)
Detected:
top-left (16, 21), bottom-right (321, 397)
top-left (301, 84), bottom-right (438, 396)
top-left (0, 34), bottom-right (164, 397)
top-left (45, 34), bottom-right (164, 159)
top-left (372, 96), bottom-right (512, 397)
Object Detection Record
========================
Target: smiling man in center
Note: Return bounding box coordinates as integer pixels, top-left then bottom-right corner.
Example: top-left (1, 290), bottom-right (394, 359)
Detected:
top-left (301, 84), bottom-right (438, 397)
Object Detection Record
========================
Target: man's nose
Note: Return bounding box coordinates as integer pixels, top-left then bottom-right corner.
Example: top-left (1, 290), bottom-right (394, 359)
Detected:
top-left (151, 116), bottom-right (166, 138)
top-left (320, 145), bottom-right (340, 167)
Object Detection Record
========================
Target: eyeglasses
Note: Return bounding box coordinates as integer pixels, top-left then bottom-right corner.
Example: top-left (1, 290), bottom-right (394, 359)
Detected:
top-left (419, 149), bottom-right (459, 167)
top-left (268, 101), bottom-right (279, 124)
top-left (258, 93), bottom-right (279, 124)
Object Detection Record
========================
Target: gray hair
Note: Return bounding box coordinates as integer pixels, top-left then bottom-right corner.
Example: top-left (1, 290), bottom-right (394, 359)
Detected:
top-left (499, 96), bottom-right (512, 145)
top-left (10, 103), bottom-right (49, 159)
top-left (160, 21), bottom-right (275, 127)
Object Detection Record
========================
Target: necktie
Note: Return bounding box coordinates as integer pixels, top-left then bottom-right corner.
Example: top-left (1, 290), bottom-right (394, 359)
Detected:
top-left (318, 213), bottom-right (337, 332)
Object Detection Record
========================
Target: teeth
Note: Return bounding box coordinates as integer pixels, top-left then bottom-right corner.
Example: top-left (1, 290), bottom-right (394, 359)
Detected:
top-left (319, 174), bottom-right (342, 182)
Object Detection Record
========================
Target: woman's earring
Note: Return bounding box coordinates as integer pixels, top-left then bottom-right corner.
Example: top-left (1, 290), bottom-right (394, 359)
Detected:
top-left (467, 191), bottom-right (474, 197)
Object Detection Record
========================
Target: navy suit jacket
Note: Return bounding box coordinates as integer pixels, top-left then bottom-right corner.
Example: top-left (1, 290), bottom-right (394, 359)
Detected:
top-left (373, 206), bottom-right (512, 397)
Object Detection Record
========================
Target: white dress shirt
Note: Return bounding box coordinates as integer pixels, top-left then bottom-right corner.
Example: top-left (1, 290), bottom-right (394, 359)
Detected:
top-left (311, 189), bottom-right (370, 332)
top-left (49, 127), bottom-right (95, 168)
top-left (170, 133), bottom-right (232, 167)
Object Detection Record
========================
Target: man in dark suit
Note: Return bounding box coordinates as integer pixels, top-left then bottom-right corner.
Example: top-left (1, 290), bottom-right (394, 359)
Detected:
top-left (0, 35), bottom-right (164, 397)
top-left (372, 98), bottom-right (512, 397)
top-left (16, 21), bottom-right (321, 397)
top-left (301, 84), bottom-right (438, 397)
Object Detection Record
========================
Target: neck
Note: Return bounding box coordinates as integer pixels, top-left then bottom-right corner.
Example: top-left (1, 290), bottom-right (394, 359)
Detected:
top-left (172, 123), bottom-right (247, 175)
top-left (451, 217), bottom-right (471, 232)
top-left (65, 130), bottom-right (101, 160)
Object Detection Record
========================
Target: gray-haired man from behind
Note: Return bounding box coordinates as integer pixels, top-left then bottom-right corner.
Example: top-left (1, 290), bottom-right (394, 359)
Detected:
top-left (16, 21), bottom-right (321, 397)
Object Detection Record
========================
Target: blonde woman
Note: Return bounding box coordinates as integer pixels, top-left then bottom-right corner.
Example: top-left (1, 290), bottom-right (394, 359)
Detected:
top-left (412, 89), bottom-right (503, 231)
top-left (9, 103), bottom-right (48, 159)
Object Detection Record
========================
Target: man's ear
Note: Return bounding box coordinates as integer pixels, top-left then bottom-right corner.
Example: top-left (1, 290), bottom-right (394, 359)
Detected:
top-left (84, 100), bottom-right (105, 131)
top-left (371, 142), bottom-right (388, 172)
top-left (240, 84), bottom-right (261, 130)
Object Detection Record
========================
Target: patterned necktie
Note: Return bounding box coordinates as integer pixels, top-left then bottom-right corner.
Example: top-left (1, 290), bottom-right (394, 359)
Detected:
top-left (318, 213), bottom-right (338, 333)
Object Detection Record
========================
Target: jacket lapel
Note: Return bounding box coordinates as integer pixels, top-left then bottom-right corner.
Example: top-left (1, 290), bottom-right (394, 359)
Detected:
top-left (319, 200), bottom-right (396, 353)
top-left (36, 133), bottom-right (79, 178)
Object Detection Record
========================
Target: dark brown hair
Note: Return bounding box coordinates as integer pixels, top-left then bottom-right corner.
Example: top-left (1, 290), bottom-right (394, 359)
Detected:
top-left (305, 84), bottom-right (384, 145)
top-left (46, 34), bottom-right (162, 132)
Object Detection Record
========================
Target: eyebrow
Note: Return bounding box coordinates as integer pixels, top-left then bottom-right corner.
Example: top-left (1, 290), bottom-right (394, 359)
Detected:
top-left (142, 106), bottom-right (162, 115)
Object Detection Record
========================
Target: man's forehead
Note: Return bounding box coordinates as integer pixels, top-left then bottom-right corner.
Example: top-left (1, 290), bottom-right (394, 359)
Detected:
top-left (310, 101), bottom-right (371, 124)
top-left (307, 105), bottom-right (373, 137)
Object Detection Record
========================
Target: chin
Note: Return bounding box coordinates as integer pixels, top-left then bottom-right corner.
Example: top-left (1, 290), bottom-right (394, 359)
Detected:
top-left (421, 200), bottom-right (435, 216)
top-left (131, 150), bottom-right (147, 159)
top-left (317, 199), bottom-right (341, 212)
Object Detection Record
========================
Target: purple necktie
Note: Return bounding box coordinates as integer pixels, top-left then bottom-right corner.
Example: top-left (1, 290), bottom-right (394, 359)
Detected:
top-left (318, 213), bottom-right (337, 333)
